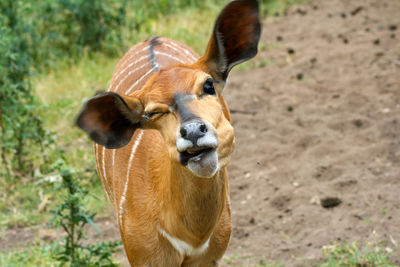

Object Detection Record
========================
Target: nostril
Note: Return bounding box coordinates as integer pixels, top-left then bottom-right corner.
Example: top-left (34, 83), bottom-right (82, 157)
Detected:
top-left (180, 128), bottom-right (187, 138)
top-left (199, 123), bottom-right (207, 134)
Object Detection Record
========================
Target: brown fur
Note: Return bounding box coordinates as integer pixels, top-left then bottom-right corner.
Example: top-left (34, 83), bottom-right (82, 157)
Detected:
top-left (92, 38), bottom-right (234, 266)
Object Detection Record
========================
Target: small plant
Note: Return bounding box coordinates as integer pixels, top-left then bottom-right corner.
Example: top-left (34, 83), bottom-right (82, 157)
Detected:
top-left (50, 160), bottom-right (120, 267)
top-left (319, 234), bottom-right (396, 267)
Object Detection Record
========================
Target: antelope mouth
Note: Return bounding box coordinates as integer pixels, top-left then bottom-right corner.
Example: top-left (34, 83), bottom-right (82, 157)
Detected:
top-left (179, 146), bottom-right (218, 178)
top-left (179, 147), bottom-right (215, 165)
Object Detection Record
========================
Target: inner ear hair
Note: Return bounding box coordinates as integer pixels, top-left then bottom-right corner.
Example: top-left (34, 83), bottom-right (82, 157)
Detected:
top-left (114, 93), bottom-right (143, 123)
top-left (203, 0), bottom-right (261, 81)
top-left (76, 92), bottom-right (143, 149)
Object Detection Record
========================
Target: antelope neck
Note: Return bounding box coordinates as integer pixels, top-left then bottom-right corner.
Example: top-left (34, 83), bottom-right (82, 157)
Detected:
top-left (157, 159), bottom-right (226, 247)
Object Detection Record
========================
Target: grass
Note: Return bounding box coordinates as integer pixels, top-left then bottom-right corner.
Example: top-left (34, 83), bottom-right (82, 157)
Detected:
top-left (318, 237), bottom-right (397, 267)
top-left (0, 241), bottom-right (57, 267)
top-left (0, 171), bottom-right (111, 230)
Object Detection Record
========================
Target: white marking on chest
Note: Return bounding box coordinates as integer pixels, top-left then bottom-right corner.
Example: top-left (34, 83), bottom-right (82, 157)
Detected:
top-left (158, 227), bottom-right (210, 257)
top-left (119, 130), bottom-right (144, 227)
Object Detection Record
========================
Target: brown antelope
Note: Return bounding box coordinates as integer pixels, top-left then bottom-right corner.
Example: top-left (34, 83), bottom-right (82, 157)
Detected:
top-left (76, 0), bottom-right (260, 265)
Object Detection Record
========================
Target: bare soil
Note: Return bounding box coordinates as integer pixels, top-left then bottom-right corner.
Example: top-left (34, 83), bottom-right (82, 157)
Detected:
top-left (2, 0), bottom-right (400, 266)
top-left (224, 0), bottom-right (400, 265)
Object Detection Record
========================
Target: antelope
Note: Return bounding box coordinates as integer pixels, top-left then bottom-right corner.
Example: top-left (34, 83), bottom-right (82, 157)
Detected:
top-left (76, 0), bottom-right (260, 265)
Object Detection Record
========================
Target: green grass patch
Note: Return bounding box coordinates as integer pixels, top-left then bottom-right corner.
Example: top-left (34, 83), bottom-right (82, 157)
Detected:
top-left (261, 0), bottom-right (309, 16)
top-left (318, 238), bottom-right (397, 267)
top-left (0, 241), bottom-right (58, 267)
top-left (0, 174), bottom-right (111, 231)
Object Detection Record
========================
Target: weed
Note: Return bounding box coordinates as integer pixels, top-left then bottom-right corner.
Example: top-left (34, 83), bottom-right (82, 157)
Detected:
top-left (50, 160), bottom-right (121, 266)
top-left (319, 233), bottom-right (397, 267)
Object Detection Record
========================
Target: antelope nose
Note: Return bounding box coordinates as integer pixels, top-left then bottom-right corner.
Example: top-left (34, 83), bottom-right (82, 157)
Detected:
top-left (180, 121), bottom-right (208, 144)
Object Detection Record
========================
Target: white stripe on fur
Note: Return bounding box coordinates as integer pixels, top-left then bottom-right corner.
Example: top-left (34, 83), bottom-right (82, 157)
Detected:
top-left (125, 68), bottom-right (154, 95)
top-left (119, 130), bottom-right (144, 228)
top-left (110, 45), bottom-right (150, 86)
top-left (166, 40), bottom-right (198, 62)
top-left (154, 51), bottom-right (186, 64)
top-left (111, 148), bottom-right (116, 177)
top-left (115, 62), bottom-right (151, 92)
top-left (95, 144), bottom-right (112, 202)
top-left (110, 54), bottom-right (150, 90)
top-left (102, 147), bottom-right (115, 204)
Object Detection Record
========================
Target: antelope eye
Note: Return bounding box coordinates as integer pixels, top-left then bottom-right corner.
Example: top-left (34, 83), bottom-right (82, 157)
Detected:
top-left (144, 111), bottom-right (164, 120)
top-left (203, 78), bottom-right (216, 95)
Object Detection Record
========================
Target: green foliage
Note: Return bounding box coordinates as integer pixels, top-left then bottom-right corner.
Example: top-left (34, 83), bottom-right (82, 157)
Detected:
top-left (33, 0), bottom-right (127, 66)
top-left (0, 0), bottom-right (126, 177)
top-left (319, 239), bottom-right (397, 267)
top-left (0, 242), bottom-right (58, 267)
top-left (1, 0), bottom-right (127, 68)
top-left (127, 0), bottom-right (210, 30)
top-left (261, 0), bottom-right (309, 16)
top-left (0, 2), bottom-right (53, 177)
top-left (50, 160), bottom-right (120, 266)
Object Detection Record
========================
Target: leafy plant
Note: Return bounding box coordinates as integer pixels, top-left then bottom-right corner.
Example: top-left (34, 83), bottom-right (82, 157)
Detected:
top-left (34, 0), bottom-right (127, 65)
top-left (0, 0), bottom-right (127, 178)
top-left (50, 160), bottom-right (121, 266)
top-left (0, 1), bottom-right (53, 177)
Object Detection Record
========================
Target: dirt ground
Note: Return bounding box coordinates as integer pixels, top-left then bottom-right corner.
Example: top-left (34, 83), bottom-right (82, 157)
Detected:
top-left (222, 0), bottom-right (400, 265)
top-left (2, 0), bottom-right (400, 266)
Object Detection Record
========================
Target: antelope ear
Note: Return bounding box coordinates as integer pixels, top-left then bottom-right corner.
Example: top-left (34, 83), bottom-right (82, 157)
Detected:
top-left (202, 0), bottom-right (261, 81)
top-left (76, 92), bottom-right (143, 149)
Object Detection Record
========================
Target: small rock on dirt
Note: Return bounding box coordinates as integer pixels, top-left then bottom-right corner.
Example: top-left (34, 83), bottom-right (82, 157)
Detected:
top-left (350, 6), bottom-right (363, 16)
top-left (287, 48), bottom-right (295, 54)
top-left (352, 119), bottom-right (363, 127)
top-left (321, 197), bottom-right (342, 208)
top-left (296, 73), bottom-right (304, 80)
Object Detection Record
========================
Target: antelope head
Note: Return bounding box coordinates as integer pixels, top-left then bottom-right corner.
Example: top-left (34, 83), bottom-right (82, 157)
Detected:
top-left (77, 0), bottom-right (261, 178)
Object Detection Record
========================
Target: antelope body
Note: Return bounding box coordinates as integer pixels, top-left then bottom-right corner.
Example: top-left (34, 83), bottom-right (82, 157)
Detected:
top-left (77, 1), bottom-right (261, 266)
